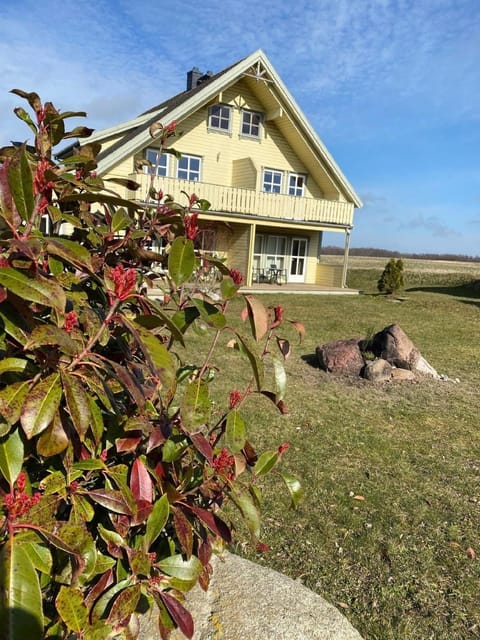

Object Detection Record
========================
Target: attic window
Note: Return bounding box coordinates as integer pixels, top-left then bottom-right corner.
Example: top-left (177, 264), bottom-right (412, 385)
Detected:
top-left (241, 110), bottom-right (262, 138)
top-left (208, 104), bottom-right (231, 132)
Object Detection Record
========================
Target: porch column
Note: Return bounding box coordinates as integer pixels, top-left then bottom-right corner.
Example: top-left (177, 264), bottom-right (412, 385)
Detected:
top-left (246, 223), bottom-right (257, 286)
top-left (341, 229), bottom-right (351, 288)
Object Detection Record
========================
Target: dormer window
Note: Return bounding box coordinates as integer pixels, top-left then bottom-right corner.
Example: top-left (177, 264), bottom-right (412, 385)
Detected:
top-left (208, 104), bottom-right (231, 132)
top-left (241, 109), bottom-right (262, 137)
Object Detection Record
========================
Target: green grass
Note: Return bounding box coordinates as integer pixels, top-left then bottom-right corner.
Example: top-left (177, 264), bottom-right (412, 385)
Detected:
top-left (185, 259), bottom-right (480, 640)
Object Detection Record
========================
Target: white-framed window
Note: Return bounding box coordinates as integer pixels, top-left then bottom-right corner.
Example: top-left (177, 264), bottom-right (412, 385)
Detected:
top-left (177, 154), bottom-right (201, 181)
top-left (40, 214), bottom-right (52, 235)
top-left (241, 109), bottom-right (262, 137)
top-left (263, 168), bottom-right (283, 193)
top-left (208, 104), bottom-right (231, 132)
top-left (288, 173), bottom-right (306, 196)
top-left (144, 148), bottom-right (169, 176)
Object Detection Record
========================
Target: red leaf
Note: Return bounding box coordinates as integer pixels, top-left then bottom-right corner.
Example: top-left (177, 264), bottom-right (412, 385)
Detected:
top-left (198, 539), bottom-right (212, 566)
top-left (88, 490), bottom-right (133, 515)
top-left (173, 507), bottom-right (193, 558)
top-left (147, 428), bottom-right (166, 453)
top-left (188, 505), bottom-right (232, 543)
top-left (85, 569), bottom-right (114, 613)
top-left (116, 436), bottom-right (142, 452)
top-left (130, 458), bottom-right (153, 504)
top-left (198, 565), bottom-right (211, 592)
top-left (289, 319), bottom-right (306, 343)
top-left (159, 591), bottom-right (194, 639)
top-left (243, 295), bottom-right (268, 341)
top-left (131, 499), bottom-right (153, 526)
top-left (189, 432), bottom-right (213, 463)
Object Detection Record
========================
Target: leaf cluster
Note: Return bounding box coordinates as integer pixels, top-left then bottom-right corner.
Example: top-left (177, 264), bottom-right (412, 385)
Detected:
top-left (0, 91), bottom-right (303, 639)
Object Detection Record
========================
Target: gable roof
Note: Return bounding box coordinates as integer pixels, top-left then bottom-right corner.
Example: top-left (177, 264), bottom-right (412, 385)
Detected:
top-left (91, 50), bottom-right (362, 208)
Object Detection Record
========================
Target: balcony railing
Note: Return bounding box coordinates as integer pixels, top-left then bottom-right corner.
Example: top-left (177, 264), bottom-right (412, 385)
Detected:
top-left (128, 174), bottom-right (354, 227)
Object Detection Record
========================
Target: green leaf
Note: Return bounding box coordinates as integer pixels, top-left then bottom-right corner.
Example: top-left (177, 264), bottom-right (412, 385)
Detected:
top-left (232, 332), bottom-right (264, 391)
top-left (106, 584), bottom-right (141, 628)
top-left (220, 277), bottom-right (238, 300)
top-left (180, 380), bottom-right (210, 432)
top-left (168, 237), bottom-right (195, 286)
top-left (192, 298), bottom-right (226, 329)
top-left (225, 410), bottom-right (246, 454)
top-left (45, 237), bottom-right (94, 271)
top-left (0, 305), bottom-right (29, 345)
top-left (36, 410), bottom-right (69, 456)
top-left (19, 542), bottom-right (52, 575)
top-left (0, 381), bottom-right (30, 427)
top-left (0, 428), bottom-right (24, 485)
top-left (252, 450), bottom-right (278, 476)
top-left (0, 539), bottom-right (44, 639)
top-left (171, 306), bottom-right (200, 334)
top-left (135, 307), bottom-right (185, 346)
top-left (157, 554), bottom-right (203, 582)
top-left (24, 324), bottom-right (79, 356)
top-left (56, 586), bottom-right (88, 634)
top-left (231, 488), bottom-right (261, 541)
top-left (273, 356), bottom-right (287, 402)
top-left (0, 358), bottom-right (28, 375)
top-left (110, 208), bottom-right (132, 232)
top-left (122, 318), bottom-right (176, 393)
top-left (8, 148), bottom-right (34, 220)
top-left (61, 371), bottom-right (92, 441)
top-left (0, 269), bottom-right (66, 313)
top-left (20, 373), bottom-right (62, 439)
top-left (12, 107), bottom-right (37, 136)
top-left (280, 473), bottom-right (303, 509)
top-left (91, 579), bottom-right (131, 623)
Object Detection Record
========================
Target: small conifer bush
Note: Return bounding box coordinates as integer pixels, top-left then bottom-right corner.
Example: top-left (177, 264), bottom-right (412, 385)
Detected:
top-left (377, 258), bottom-right (404, 294)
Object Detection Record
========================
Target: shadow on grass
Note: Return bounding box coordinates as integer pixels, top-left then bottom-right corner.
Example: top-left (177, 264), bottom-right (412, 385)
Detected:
top-left (301, 353), bottom-right (320, 368)
top-left (406, 283), bottom-right (480, 306)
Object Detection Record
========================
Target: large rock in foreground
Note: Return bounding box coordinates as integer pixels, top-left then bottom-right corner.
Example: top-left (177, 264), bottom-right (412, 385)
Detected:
top-left (140, 551), bottom-right (364, 640)
top-left (371, 324), bottom-right (420, 370)
top-left (316, 338), bottom-right (365, 376)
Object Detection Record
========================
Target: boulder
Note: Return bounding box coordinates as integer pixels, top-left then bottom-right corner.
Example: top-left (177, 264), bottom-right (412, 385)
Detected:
top-left (316, 339), bottom-right (365, 376)
top-left (371, 324), bottom-right (420, 370)
top-left (139, 551), bottom-right (364, 640)
top-left (363, 358), bottom-right (392, 382)
top-left (414, 355), bottom-right (440, 379)
top-left (391, 367), bottom-right (416, 381)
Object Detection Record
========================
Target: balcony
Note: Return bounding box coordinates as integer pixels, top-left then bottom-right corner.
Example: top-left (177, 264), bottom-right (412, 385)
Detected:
top-left (128, 174), bottom-right (354, 227)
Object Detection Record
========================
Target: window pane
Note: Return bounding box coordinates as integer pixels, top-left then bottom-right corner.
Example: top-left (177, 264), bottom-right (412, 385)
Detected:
top-left (177, 155), bottom-right (201, 181)
top-left (263, 169), bottom-right (282, 193)
top-left (288, 173), bottom-right (305, 196)
top-left (242, 110), bottom-right (262, 137)
top-left (210, 105), bottom-right (230, 130)
top-left (146, 149), bottom-right (168, 176)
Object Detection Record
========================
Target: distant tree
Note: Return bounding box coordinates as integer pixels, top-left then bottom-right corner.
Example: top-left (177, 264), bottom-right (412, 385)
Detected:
top-left (378, 258), bottom-right (405, 294)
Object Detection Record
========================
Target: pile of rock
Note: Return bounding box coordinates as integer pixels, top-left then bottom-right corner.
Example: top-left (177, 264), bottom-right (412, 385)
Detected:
top-left (316, 324), bottom-right (440, 383)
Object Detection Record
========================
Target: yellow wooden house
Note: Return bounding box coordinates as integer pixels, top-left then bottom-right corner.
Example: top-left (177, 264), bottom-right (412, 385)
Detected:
top-left (88, 49), bottom-right (362, 288)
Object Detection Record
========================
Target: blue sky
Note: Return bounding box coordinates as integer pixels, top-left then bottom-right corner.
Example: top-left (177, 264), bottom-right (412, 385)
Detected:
top-left (1, 0), bottom-right (479, 255)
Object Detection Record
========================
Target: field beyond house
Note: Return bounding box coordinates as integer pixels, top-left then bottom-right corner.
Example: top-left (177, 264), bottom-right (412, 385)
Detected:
top-left (200, 257), bottom-right (480, 640)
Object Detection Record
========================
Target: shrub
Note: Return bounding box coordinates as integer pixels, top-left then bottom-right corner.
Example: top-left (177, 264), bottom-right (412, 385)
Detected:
top-left (0, 90), bottom-right (302, 639)
top-left (377, 258), bottom-right (404, 294)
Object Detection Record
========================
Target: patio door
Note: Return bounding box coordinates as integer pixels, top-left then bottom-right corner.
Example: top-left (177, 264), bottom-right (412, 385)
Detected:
top-left (289, 237), bottom-right (308, 283)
